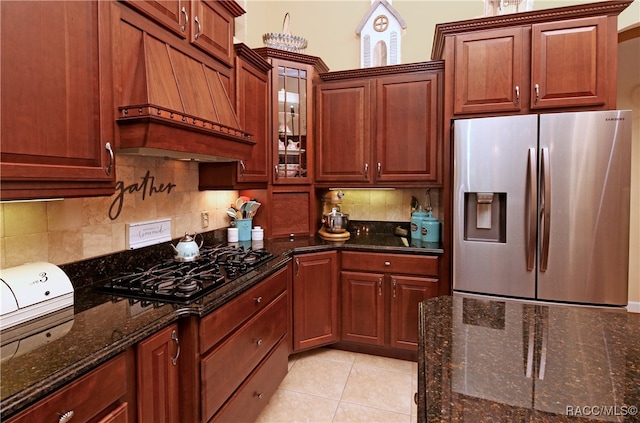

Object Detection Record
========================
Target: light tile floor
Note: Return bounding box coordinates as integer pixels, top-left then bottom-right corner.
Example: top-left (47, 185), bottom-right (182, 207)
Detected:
top-left (256, 348), bottom-right (418, 423)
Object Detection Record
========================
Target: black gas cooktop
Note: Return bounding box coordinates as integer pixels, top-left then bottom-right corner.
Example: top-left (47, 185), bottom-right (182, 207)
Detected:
top-left (98, 245), bottom-right (273, 304)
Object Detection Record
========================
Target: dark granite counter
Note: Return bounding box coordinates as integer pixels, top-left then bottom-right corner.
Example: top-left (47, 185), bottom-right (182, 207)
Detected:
top-left (418, 295), bottom-right (640, 422)
top-left (1, 228), bottom-right (440, 419)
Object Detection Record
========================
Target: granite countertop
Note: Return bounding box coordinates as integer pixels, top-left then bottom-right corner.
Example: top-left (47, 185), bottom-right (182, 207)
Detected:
top-left (0, 228), bottom-right (440, 419)
top-left (417, 295), bottom-right (640, 422)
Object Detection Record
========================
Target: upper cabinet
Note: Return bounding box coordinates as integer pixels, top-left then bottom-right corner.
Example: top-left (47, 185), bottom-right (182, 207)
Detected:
top-left (315, 62), bottom-right (443, 187)
top-left (120, 0), bottom-right (242, 66)
top-left (0, 1), bottom-right (116, 201)
top-left (254, 48), bottom-right (329, 185)
top-left (432, 1), bottom-right (632, 116)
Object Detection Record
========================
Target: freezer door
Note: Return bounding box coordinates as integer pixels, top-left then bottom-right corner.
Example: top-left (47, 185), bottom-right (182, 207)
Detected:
top-left (537, 110), bottom-right (631, 305)
top-left (454, 114), bottom-right (538, 298)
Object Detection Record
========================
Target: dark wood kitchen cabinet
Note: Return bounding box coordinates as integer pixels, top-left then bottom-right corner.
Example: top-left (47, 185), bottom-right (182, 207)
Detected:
top-left (340, 252), bottom-right (439, 355)
top-left (136, 323), bottom-right (180, 423)
top-left (199, 44), bottom-right (272, 189)
top-left (5, 352), bottom-right (132, 423)
top-left (315, 62), bottom-right (443, 187)
top-left (198, 266), bottom-right (289, 423)
top-left (120, 0), bottom-right (243, 66)
top-left (432, 3), bottom-right (630, 116)
top-left (292, 251), bottom-right (339, 352)
top-left (0, 0), bottom-right (116, 200)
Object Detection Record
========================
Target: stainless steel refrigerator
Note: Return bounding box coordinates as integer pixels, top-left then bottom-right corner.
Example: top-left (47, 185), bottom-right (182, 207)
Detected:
top-left (453, 110), bottom-right (632, 306)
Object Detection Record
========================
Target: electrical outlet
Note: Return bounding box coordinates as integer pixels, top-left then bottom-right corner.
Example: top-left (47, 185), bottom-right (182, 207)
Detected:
top-left (201, 212), bottom-right (209, 228)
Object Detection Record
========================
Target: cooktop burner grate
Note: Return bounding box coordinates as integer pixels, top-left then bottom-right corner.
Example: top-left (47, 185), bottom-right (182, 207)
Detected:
top-left (98, 245), bottom-right (273, 304)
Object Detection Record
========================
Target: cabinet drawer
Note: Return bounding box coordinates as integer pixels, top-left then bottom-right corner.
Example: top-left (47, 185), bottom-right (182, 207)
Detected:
top-left (212, 338), bottom-right (289, 423)
top-left (201, 293), bottom-right (288, 422)
top-left (6, 353), bottom-right (128, 423)
top-left (200, 267), bottom-right (287, 353)
top-left (341, 252), bottom-right (439, 276)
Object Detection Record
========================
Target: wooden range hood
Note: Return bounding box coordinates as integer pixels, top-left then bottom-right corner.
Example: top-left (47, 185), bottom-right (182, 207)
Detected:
top-left (116, 32), bottom-right (254, 162)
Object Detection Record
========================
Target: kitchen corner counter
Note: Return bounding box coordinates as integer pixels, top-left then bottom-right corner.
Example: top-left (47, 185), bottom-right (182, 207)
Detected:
top-left (417, 295), bottom-right (640, 422)
top-left (1, 229), bottom-right (439, 419)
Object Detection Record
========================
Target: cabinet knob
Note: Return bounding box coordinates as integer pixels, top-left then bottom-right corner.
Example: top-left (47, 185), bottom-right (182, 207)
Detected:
top-left (59, 411), bottom-right (74, 423)
top-left (256, 339), bottom-right (263, 346)
top-left (384, 261), bottom-right (391, 266)
top-left (256, 392), bottom-right (264, 399)
top-left (254, 296), bottom-right (263, 304)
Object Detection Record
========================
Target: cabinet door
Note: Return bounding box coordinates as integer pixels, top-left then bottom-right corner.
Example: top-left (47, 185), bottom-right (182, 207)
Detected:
top-left (340, 271), bottom-right (385, 346)
top-left (235, 52), bottom-right (270, 183)
top-left (453, 27), bottom-right (524, 115)
top-left (375, 72), bottom-right (440, 183)
top-left (389, 275), bottom-right (438, 350)
top-left (531, 16), bottom-right (607, 109)
top-left (0, 1), bottom-right (116, 200)
top-left (315, 79), bottom-right (372, 183)
top-left (136, 324), bottom-right (180, 423)
top-left (268, 187), bottom-right (314, 238)
top-left (121, 0), bottom-right (187, 38)
top-left (191, 0), bottom-right (235, 66)
top-left (292, 251), bottom-right (339, 351)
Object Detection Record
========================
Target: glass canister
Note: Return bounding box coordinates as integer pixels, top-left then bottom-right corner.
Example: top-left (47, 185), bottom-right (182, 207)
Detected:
top-left (421, 209), bottom-right (440, 243)
top-left (410, 206), bottom-right (428, 240)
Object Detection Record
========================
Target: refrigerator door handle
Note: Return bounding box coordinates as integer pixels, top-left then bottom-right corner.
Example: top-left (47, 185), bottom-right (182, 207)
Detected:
top-left (540, 147), bottom-right (551, 272)
top-left (526, 148), bottom-right (537, 271)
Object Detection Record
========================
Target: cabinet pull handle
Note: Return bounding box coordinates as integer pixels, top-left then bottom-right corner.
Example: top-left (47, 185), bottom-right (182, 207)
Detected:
top-left (393, 279), bottom-right (397, 298)
top-left (256, 339), bottom-right (263, 346)
top-left (180, 7), bottom-right (188, 33)
top-left (377, 162), bottom-right (381, 177)
top-left (254, 296), bottom-right (262, 304)
top-left (534, 84), bottom-right (540, 105)
top-left (274, 165), bottom-right (279, 180)
top-left (514, 85), bottom-right (520, 106)
top-left (378, 278), bottom-right (382, 296)
top-left (239, 160), bottom-right (246, 178)
top-left (59, 411), bottom-right (74, 423)
top-left (194, 15), bottom-right (202, 39)
top-left (105, 142), bottom-right (114, 176)
top-left (171, 329), bottom-right (180, 365)
top-left (295, 258), bottom-right (300, 277)
top-left (364, 162), bottom-right (369, 177)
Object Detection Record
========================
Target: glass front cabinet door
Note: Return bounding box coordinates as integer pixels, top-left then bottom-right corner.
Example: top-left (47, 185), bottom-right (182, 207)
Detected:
top-left (255, 48), bottom-right (328, 184)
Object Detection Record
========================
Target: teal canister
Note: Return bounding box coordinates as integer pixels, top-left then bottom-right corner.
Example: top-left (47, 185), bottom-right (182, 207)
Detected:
top-left (410, 206), bottom-right (428, 240)
top-left (421, 210), bottom-right (440, 243)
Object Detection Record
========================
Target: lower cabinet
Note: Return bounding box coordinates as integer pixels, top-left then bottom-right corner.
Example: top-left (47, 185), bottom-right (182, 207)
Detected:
top-left (199, 266), bottom-right (290, 422)
top-left (5, 353), bottom-right (131, 423)
top-left (341, 252), bottom-right (439, 352)
top-left (136, 323), bottom-right (180, 423)
top-left (291, 251), bottom-right (339, 351)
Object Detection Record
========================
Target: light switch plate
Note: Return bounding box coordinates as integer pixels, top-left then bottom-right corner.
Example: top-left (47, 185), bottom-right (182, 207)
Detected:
top-left (126, 218), bottom-right (172, 249)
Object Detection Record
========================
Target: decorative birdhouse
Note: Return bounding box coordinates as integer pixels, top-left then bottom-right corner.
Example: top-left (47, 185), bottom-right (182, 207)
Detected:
top-left (356, 0), bottom-right (407, 68)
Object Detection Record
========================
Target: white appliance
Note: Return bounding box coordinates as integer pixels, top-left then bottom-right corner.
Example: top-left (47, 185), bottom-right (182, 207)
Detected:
top-left (453, 110), bottom-right (632, 306)
top-left (1, 262), bottom-right (74, 330)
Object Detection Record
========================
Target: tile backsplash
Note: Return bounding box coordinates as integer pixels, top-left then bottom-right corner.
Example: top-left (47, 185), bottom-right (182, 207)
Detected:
top-left (0, 155), bottom-right (238, 269)
top-left (338, 188), bottom-right (441, 223)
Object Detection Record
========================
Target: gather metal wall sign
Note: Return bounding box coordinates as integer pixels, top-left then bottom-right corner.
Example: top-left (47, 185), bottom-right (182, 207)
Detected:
top-left (109, 170), bottom-right (177, 220)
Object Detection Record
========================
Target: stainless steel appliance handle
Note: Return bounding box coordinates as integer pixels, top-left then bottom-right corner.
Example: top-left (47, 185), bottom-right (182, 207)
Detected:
top-left (540, 147), bottom-right (551, 272)
top-left (526, 148), bottom-right (536, 271)
top-left (171, 329), bottom-right (180, 365)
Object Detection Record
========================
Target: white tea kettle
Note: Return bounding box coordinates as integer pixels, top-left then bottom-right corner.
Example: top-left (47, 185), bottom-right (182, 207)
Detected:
top-left (172, 232), bottom-right (204, 262)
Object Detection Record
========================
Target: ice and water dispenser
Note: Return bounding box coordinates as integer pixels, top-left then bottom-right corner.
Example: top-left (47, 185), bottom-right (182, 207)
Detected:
top-left (463, 192), bottom-right (506, 243)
